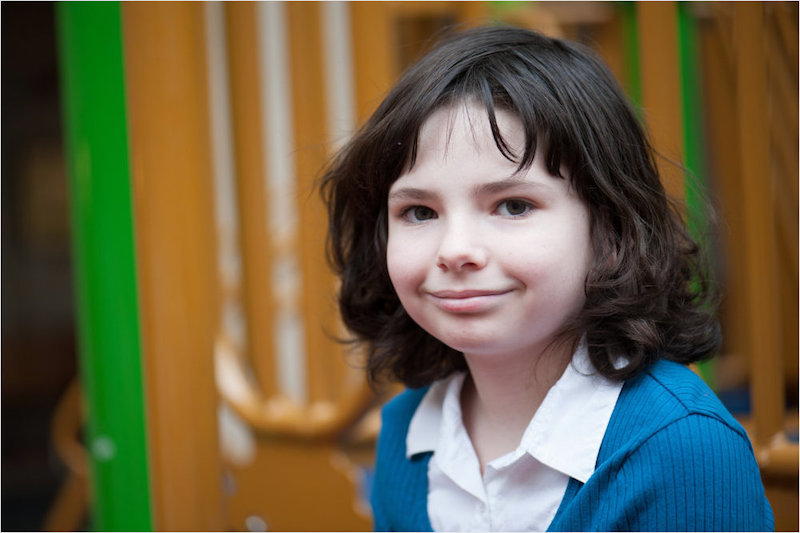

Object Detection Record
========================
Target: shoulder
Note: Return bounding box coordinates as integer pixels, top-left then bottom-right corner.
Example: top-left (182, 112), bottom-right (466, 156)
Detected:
top-left (605, 359), bottom-right (748, 449)
top-left (602, 359), bottom-right (760, 483)
top-left (579, 360), bottom-right (774, 531)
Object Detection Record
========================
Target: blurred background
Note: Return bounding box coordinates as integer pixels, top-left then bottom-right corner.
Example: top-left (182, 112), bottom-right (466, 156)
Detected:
top-left (2, 1), bottom-right (797, 531)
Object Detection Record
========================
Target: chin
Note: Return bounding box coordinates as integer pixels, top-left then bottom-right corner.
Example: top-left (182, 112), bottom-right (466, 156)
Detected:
top-left (439, 336), bottom-right (523, 358)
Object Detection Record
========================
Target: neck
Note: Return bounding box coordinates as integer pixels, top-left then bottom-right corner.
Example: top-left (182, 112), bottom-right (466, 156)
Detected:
top-left (460, 342), bottom-right (574, 471)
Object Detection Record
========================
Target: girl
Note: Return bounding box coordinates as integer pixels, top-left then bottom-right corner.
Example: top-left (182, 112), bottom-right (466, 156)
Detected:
top-left (321, 26), bottom-right (773, 531)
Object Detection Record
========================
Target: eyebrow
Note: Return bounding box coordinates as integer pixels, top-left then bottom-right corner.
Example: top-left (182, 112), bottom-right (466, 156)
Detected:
top-left (474, 176), bottom-right (543, 195)
top-left (387, 187), bottom-right (436, 202)
top-left (388, 176), bottom-right (551, 203)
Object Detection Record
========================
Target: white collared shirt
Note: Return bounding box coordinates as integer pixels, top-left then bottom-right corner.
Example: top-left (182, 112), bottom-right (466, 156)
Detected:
top-left (406, 344), bottom-right (623, 532)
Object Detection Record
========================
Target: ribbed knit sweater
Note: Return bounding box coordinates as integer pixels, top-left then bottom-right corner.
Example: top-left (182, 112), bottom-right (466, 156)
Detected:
top-left (371, 360), bottom-right (774, 531)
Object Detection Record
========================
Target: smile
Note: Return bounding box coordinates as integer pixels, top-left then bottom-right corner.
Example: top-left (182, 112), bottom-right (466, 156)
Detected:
top-left (427, 289), bottom-right (513, 313)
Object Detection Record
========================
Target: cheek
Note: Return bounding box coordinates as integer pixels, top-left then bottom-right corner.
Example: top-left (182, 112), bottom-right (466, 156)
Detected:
top-left (519, 223), bottom-right (593, 294)
top-left (563, 226), bottom-right (594, 304)
top-left (386, 233), bottom-right (416, 295)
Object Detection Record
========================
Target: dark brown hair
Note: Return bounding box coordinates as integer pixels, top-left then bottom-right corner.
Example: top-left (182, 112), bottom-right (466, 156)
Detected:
top-left (320, 26), bottom-right (720, 388)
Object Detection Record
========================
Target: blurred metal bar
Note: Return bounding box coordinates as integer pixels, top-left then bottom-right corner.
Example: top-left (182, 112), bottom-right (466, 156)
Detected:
top-left (321, 1), bottom-right (356, 151)
top-left (258, 1), bottom-right (308, 405)
top-left (212, 0), bottom-right (375, 438)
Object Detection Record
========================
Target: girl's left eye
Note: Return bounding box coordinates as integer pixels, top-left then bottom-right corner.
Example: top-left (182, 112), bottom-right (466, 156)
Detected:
top-left (401, 205), bottom-right (437, 222)
top-left (496, 199), bottom-right (533, 217)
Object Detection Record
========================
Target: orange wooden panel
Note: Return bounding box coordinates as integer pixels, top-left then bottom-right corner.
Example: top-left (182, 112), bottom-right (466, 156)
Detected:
top-left (351, 2), bottom-right (398, 123)
top-left (226, 438), bottom-right (371, 531)
top-left (456, 1), bottom-right (491, 26)
top-left (698, 12), bottom-right (750, 382)
top-left (225, 1), bottom-right (278, 396)
top-left (350, 2), bottom-right (496, 124)
top-left (590, 11), bottom-right (627, 91)
top-left (636, 1), bottom-right (686, 204)
top-left (765, 3), bottom-right (799, 392)
top-left (733, 2), bottom-right (784, 445)
top-left (122, 3), bottom-right (226, 529)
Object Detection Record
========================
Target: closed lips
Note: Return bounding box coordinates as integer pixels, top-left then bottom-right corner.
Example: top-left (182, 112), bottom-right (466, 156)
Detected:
top-left (426, 289), bottom-right (513, 313)
top-left (429, 289), bottom-right (511, 299)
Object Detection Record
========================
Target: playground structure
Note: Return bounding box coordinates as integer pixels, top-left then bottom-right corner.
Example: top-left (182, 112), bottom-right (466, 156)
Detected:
top-left (48, 2), bottom-right (797, 531)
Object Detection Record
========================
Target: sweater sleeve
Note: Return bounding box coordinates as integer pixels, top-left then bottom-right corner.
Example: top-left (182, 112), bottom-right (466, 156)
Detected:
top-left (609, 414), bottom-right (774, 532)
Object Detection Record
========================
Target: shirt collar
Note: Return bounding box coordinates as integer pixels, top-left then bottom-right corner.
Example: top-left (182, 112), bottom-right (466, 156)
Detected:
top-left (406, 372), bottom-right (458, 456)
top-left (405, 343), bottom-right (623, 483)
top-left (518, 342), bottom-right (623, 482)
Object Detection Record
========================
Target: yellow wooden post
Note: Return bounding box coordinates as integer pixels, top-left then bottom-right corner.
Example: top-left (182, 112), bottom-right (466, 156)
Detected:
top-left (224, 1), bottom-right (278, 397)
top-left (351, 2), bottom-right (397, 123)
top-left (733, 2), bottom-right (784, 447)
top-left (122, 3), bottom-right (226, 529)
top-left (636, 1), bottom-right (686, 204)
top-left (286, 2), bottom-right (337, 405)
top-left (456, 1), bottom-right (490, 26)
top-left (697, 8), bottom-right (751, 384)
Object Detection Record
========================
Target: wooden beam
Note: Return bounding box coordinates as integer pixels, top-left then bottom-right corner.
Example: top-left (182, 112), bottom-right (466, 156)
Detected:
top-left (351, 2), bottom-right (397, 123)
top-left (733, 2), bottom-right (785, 446)
top-left (225, 1), bottom-right (278, 396)
top-left (637, 1), bottom-right (685, 204)
top-left (287, 1), bottom-right (338, 404)
top-left (122, 3), bottom-right (225, 529)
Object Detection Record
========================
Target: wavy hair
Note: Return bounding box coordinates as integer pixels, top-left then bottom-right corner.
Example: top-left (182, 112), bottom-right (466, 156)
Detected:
top-left (320, 26), bottom-right (720, 388)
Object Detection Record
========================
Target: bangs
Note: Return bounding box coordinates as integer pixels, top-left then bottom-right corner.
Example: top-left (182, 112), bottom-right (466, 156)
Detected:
top-left (392, 42), bottom-right (587, 183)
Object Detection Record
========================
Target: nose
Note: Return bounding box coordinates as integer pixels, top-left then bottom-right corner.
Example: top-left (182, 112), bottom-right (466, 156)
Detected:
top-left (436, 220), bottom-right (488, 272)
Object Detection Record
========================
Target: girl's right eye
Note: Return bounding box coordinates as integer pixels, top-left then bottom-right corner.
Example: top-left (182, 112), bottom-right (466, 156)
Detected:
top-left (400, 205), bottom-right (437, 223)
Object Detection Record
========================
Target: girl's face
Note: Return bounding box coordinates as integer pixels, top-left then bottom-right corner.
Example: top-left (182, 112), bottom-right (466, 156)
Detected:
top-left (386, 102), bottom-right (594, 364)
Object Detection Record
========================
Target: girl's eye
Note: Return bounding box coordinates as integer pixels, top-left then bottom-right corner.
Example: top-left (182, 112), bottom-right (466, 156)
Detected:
top-left (402, 205), bottom-right (437, 222)
top-left (496, 199), bottom-right (533, 217)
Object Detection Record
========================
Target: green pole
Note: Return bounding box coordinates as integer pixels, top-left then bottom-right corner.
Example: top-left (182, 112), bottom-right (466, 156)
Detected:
top-left (618, 1), bottom-right (643, 111)
top-left (489, 1), bottom-right (534, 20)
top-left (677, 2), bottom-right (716, 388)
top-left (56, 2), bottom-right (153, 530)
top-left (620, 2), bottom-right (715, 387)
top-left (678, 2), bottom-right (710, 243)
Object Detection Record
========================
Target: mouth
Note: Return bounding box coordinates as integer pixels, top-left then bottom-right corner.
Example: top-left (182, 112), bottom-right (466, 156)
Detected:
top-left (427, 289), bottom-right (513, 313)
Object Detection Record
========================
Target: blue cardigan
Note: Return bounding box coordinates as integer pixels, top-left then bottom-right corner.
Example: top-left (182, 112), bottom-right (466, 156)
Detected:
top-left (371, 360), bottom-right (774, 531)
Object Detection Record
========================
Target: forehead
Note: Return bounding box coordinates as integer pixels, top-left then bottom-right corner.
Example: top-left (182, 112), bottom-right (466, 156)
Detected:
top-left (415, 101), bottom-right (525, 161)
top-left (390, 105), bottom-right (573, 199)
top-left (393, 100), bottom-right (573, 190)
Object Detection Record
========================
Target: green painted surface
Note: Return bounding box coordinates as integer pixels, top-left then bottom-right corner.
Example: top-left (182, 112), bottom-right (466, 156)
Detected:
top-left (56, 2), bottom-right (153, 530)
top-left (678, 2), bottom-right (710, 243)
top-left (619, 2), bottom-right (716, 387)
top-left (489, 1), bottom-right (534, 19)
top-left (618, 1), bottom-right (643, 111)
top-left (677, 2), bottom-right (716, 387)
